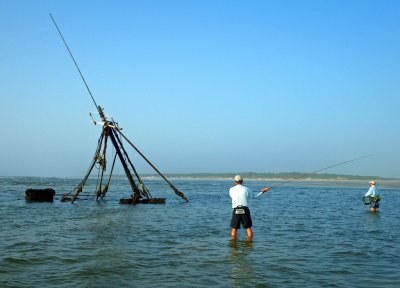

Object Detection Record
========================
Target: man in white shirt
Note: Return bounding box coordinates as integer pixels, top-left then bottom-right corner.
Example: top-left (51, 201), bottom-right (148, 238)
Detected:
top-left (229, 175), bottom-right (254, 239)
top-left (364, 180), bottom-right (380, 212)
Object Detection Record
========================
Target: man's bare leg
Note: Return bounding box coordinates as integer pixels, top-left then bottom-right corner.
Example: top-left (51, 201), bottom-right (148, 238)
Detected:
top-left (246, 228), bottom-right (253, 239)
top-left (231, 228), bottom-right (238, 238)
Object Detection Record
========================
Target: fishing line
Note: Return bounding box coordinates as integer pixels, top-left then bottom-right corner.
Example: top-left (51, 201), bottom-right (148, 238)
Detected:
top-left (256, 154), bottom-right (373, 197)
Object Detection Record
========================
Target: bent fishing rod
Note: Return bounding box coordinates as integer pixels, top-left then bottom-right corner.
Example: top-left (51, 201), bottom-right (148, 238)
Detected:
top-left (257, 154), bottom-right (373, 197)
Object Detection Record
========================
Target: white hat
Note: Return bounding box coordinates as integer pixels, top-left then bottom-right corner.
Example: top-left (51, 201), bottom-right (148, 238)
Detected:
top-left (234, 175), bottom-right (242, 182)
top-left (369, 180), bottom-right (376, 185)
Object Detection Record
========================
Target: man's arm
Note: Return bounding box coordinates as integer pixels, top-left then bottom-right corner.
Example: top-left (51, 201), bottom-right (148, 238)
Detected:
top-left (260, 187), bottom-right (271, 193)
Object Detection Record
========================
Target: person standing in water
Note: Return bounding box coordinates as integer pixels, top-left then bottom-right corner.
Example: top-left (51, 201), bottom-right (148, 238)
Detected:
top-left (229, 175), bottom-right (270, 239)
top-left (364, 180), bottom-right (380, 212)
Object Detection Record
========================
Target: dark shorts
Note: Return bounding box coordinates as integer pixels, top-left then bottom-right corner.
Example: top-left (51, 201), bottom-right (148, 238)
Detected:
top-left (230, 206), bottom-right (252, 229)
top-left (371, 201), bottom-right (380, 209)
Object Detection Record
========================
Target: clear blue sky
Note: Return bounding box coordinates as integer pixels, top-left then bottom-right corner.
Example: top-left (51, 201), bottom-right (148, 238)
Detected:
top-left (0, 0), bottom-right (399, 178)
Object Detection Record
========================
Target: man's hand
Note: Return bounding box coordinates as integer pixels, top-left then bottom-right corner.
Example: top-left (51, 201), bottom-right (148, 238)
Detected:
top-left (261, 187), bottom-right (271, 193)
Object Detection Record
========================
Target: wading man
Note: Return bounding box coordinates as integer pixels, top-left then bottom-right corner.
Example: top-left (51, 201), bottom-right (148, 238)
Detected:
top-left (364, 180), bottom-right (380, 212)
top-left (229, 175), bottom-right (269, 239)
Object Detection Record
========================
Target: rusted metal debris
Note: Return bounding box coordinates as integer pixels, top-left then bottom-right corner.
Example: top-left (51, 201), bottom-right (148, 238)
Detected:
top-left (120, 197), bottom-right (166, 205)
top-left (25, 188), bottom-right (55, 202)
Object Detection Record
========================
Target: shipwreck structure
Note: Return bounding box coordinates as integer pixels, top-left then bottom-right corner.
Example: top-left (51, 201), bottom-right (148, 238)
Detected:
top-left (50, 14), bottom-right (188, 204)
top-left (61, 106), bottom-right (188, 204)
top-left (26, 188), bottom-right (55, 202)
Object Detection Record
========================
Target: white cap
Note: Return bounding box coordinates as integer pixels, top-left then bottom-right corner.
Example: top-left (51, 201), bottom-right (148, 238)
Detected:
top-left (369, 180), bottom-right (376, 185)
top-left (234, 175), bottom-right (242, 182)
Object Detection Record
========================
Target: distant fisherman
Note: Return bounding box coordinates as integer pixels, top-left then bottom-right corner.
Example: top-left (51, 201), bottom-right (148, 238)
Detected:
top-left (364, 180), bottom-right (380, 212)
top-left (229, 175), bottom-right (270, 239)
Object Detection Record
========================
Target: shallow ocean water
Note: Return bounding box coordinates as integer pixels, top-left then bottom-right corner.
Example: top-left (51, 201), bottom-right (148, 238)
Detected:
top-left (1, 177), bottom-right (399, 287)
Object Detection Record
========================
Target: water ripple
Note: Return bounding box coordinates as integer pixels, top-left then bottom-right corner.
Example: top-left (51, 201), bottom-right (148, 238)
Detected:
top-left (1, 178), bottom-right (400, 287)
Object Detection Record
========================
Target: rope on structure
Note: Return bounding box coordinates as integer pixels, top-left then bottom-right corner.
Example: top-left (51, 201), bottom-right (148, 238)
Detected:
top-left (100, 152), bottom-right (117, 199)
top-left (112, 129), bottom-right (152, 199)
top-left (62, 127), bottom-right (106, 202)
top-left (116, 129), bottom-right (189, 202)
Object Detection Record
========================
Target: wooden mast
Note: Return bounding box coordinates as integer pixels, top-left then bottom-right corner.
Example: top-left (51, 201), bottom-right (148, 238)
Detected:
top-left (50, 13), bottom-right (188, 204)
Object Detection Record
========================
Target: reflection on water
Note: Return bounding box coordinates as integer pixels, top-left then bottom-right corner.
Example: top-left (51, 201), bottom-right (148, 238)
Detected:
top-left (229, 237), bottom-right (253, 252)
top-left (228, 238), bottom-right (256, 287)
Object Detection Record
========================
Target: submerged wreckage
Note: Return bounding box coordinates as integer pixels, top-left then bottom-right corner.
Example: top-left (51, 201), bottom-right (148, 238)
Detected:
top-left (49, 14), bottom-right (188, 205)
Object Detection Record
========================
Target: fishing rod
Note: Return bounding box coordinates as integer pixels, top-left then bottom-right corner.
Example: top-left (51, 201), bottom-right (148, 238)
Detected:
top-left (256, 154), bottom-right (373, 197)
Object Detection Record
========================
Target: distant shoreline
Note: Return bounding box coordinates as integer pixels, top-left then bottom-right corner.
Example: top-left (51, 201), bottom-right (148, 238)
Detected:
top-left (138, 172), bottom-right (400, 189)
top-left (3, 172), bottom-right (399, 182)
top-left (138, 175), bottom-right (400, 189)
top-left (2, 174), bottom-right (400, 188)
top-left (140, 172), bottom-right (399, 181)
